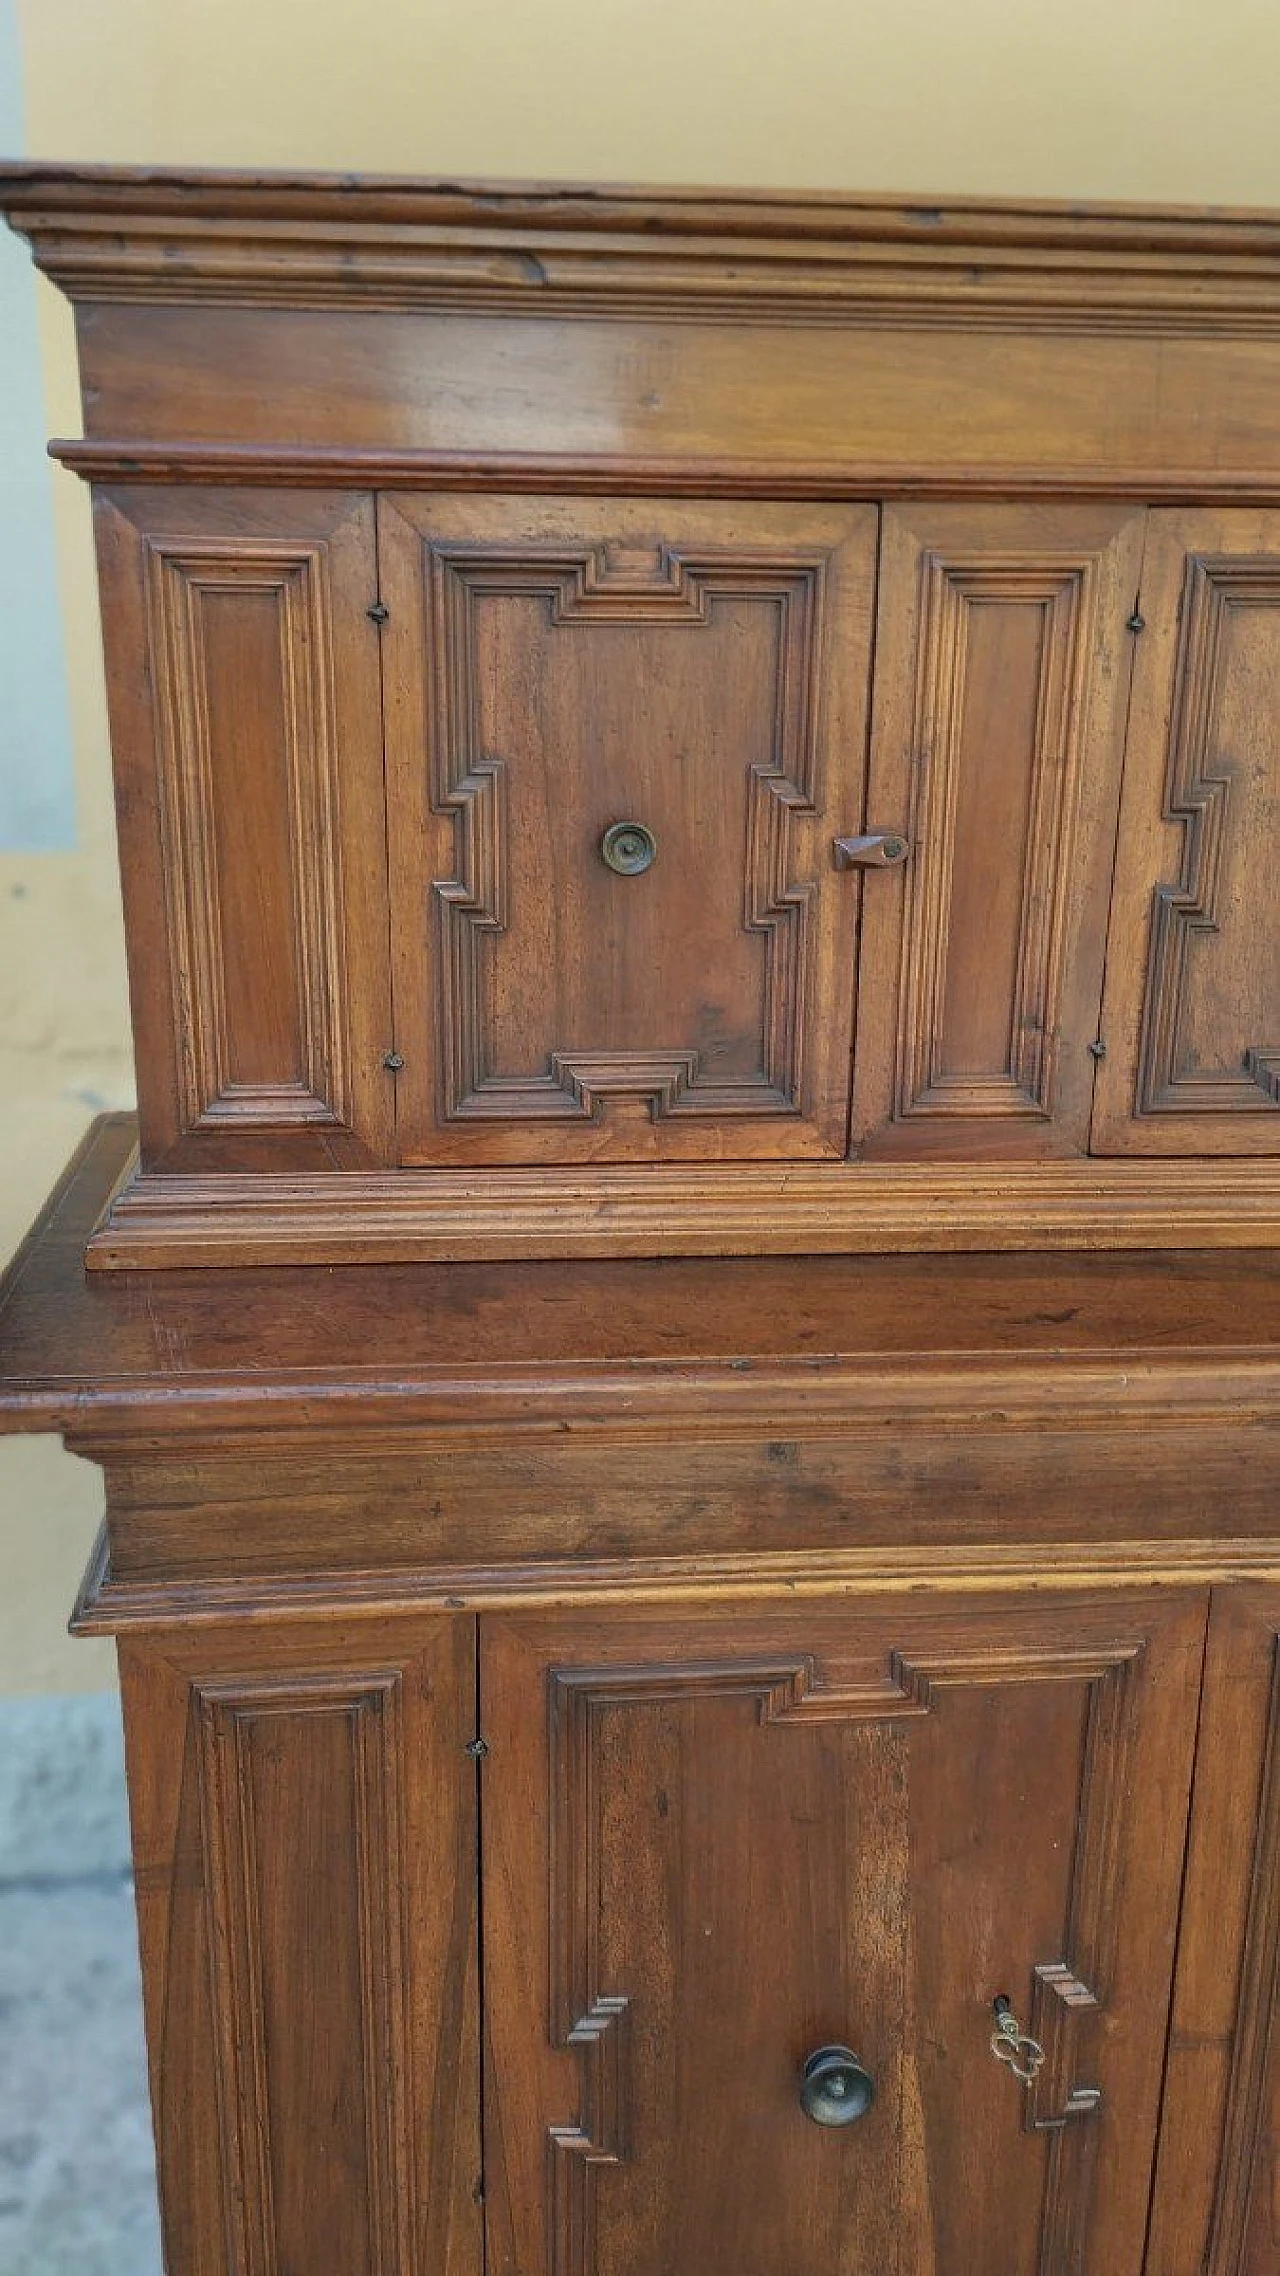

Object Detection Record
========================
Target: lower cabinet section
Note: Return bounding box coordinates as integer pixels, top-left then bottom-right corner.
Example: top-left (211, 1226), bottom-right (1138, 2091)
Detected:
top-left (115, 1584), bottom-right (1279, 2276)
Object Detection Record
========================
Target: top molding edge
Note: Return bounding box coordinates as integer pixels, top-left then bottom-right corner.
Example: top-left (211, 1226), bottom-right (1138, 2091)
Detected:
top-left (0, 160), bottom-right (1279, 247)
top-left (2, 161), bottom-right (1275, 254)
top-left (6, 164), bottom-right (1280, 328)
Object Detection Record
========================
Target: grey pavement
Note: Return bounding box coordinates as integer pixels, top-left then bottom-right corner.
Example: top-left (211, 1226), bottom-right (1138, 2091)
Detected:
top-left (0, 1694), bottom-right (162, 2276)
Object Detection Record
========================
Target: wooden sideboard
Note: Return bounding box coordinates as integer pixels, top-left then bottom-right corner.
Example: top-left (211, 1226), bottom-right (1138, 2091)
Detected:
top-left (0, 167), bottom-right (1277, 2276)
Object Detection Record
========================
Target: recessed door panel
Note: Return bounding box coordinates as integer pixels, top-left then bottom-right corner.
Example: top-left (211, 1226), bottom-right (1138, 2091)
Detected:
top-left (380, 496), bottom-right (877, 1163)
top-left (94, 487), bottom-right (394, 1172)
top-left (480, 1591), bottom-right (1204, 2276)
top-left (1093, 510), bottom-right (1280, 1154)
top-left (119, 1618), bottom-right (480, 2276)
top-left (852, 504), bottom-right (1143, 1158)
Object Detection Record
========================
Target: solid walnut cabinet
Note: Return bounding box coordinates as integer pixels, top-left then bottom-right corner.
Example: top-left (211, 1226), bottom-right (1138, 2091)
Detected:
top-left (0, 169), bottom-right (1277, 2276)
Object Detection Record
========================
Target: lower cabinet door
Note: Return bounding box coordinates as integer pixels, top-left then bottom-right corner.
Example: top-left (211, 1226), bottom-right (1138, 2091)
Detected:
top-left (118, 1617), bottom-right (481, 2276)
top-left (479, 1590), bottom-right (1206, 2276)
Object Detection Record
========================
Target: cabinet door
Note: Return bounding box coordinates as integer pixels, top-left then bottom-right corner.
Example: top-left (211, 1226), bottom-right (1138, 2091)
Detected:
top-left (1146, 1587), bottom-right (1279, 2276)
top-left (479, 1590), bottom-right (1204, 2276)
top-left (379, 496), bottom-right (876, 1164)
top-left (1093, 511), bottom-right (1280, 1153)
top-left (851, 505), bottom-right (1144, 1158)
top-left (118, 1618), bottom-right (481, 2276)
top-left (95, 487), bottom-right (395, 1172)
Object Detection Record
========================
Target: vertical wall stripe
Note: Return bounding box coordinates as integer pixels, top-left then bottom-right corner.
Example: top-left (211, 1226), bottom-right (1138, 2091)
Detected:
top-left (0, 0), bottom-right (75, 849)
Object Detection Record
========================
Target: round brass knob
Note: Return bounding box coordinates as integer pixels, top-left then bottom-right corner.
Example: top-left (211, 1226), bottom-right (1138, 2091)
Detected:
top-left (600, 820), bottom-right (657, 876)
top-left (799, 2045), bottom-right (875, 2127)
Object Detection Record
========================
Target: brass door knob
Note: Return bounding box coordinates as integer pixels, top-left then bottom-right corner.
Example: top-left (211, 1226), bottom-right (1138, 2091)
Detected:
top-left (601, 820), bottom-right (657, 875)
top-left (799, 2045), bottom-right (875, 2127)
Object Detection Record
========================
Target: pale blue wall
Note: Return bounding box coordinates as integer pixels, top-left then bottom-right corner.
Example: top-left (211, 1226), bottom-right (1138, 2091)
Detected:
top-left (0, 0), bottom-right (74, 850)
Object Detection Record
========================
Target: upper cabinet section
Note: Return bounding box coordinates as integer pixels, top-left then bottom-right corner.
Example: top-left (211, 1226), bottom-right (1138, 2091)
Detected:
top-left (3, 165), bottom-right (1280, 1261)
top-left (1094, 510), bottom-right (1280, 1156)
top-left (380, 496), bottom-right (875, 1164)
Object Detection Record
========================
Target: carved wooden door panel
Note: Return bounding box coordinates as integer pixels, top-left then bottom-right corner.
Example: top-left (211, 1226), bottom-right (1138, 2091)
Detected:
top-left (1092, 511), bottom-right (1280, 1154)
top-left (94, 487), bottom-right (395, 1172)
top-left (1146, 1586), bottom-right (1279, 2276)
top-left (479, 1590), bottom-right (1205, 2276)
top-left (378, 496), bottom-right (876, 1163)
top-left (117, 1617), bottom-right (481, 2276)
top-left (850, 504), bottom-right (1144, 1159)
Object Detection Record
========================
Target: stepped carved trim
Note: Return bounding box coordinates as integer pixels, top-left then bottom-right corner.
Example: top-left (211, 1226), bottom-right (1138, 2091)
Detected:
top-left (1244, 1047), bottom-right (1280, 1103)
top-left (427, 543), bottom-right (825, 1126)
top-left (1138, 557), bottom-right (1280, 1118)
top-left (1027, 1966), bottom-right (1104, 2132)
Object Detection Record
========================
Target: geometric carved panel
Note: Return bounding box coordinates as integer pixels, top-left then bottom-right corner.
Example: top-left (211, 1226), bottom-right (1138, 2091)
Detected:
top-left (544, 1635), bottom-right (1141, 2276)
top-left (195, 1670), bottom-right (415, 2276)
top-left (382, 496), bottom-right (876, 1168)
top-left (1137, 557), bottom-right (1280, 1119)
top-left (1095, 512), bottom-right (1280, 1157)
top-left (147, 538), bottom-right (353, 1133)
top-left (428, 543), bottom-right (823, 1126)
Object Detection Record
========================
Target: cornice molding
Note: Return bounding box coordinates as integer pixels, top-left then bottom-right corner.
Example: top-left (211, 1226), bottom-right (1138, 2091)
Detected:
top-left (6, 164), bottom-right (1280, 330)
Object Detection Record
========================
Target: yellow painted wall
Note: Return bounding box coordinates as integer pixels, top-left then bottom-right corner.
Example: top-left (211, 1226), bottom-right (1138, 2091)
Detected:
top-left (14, 0), bottom-right (1280, 200)
top-left (3, 0), bottom-right (1280, 1692)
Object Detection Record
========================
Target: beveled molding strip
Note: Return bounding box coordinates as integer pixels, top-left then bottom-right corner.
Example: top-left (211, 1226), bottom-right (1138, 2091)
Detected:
top-left (41, 1353), bottom-right (1279, 1459)
top-left (70, 1525), bottom-right (1280, 1635)
top-left (50, 440), bottom-right (1280, 504)
top-left (85, 1152), bottom-right (1280, 1270)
